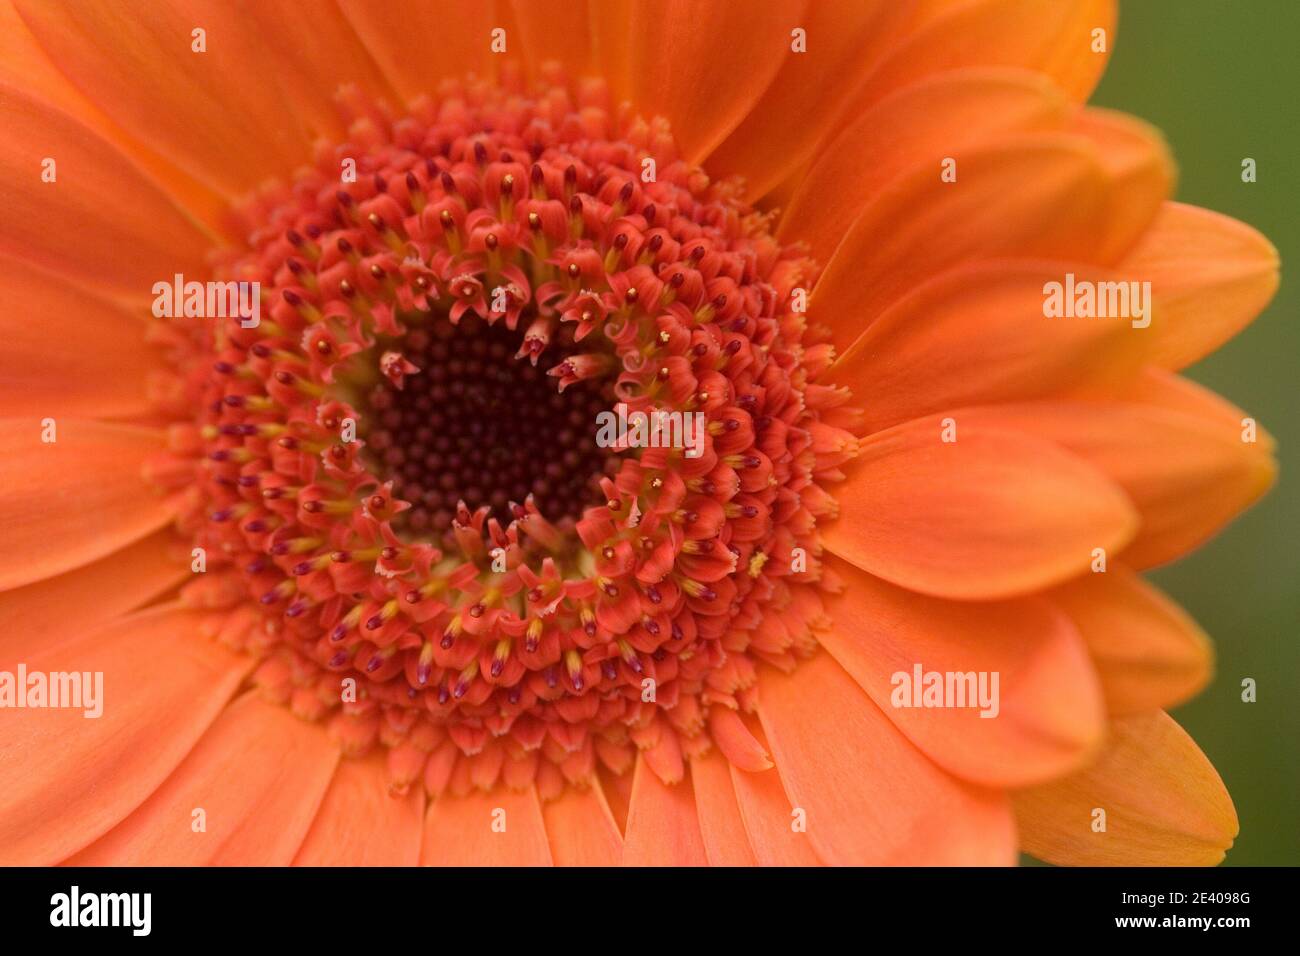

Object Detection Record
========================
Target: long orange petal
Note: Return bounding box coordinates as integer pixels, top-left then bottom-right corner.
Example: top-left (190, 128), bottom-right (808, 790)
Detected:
top-left (0, 83), bottom-right (210, 294)
top-left (1014, 711), bottom-right (1238, 866)
top-left (861, 0), bottom-right (1116, 105)
top-left (1067, 108), bottom-right (1174, 263)
top-left (810, 136), bottom-right (1105, 349)
top-left (822, 417), bottom-right (1138, 600)
top-left (820, 555), bottom-right (1105, 787)
top-left (1117, 202), bottom-right (1280, 369)
top-left (0, 0), bottom-right (104, 127)
top-left (828, 261), bottom-right (1149, 433)
top-left (729, 763), bottom-right (823, 867)
top-left (779, 67), bottom-right (1068, 264)
top-left (1123, 366), bottom-right (1276, 452)
top-left (954, 401), bottom-right (1276, 568)
top-left (0, 256), bottom-right (159, 420)
top-left (0, 0), bottom-right (229, 232)
top-left (0, 419), bottom-right (175, 591)
top-left (756, 652), bottom-right (1016, 865)
top-left (1048, 566), bottom-right (1212, 715)
top-left (621, 753), bottom-right (708, 866)
top-left (0, 529), bottom-right (185, 663)
top-left (68, 692), bottom-right (339, 865)
top-left (706, 0), bottom-right (917, 198)
top-left (541, 780), bottom-right (623, 866)
top-left (689, 750), bottom-right (757, 866)
top-left (339, 0), bottom-right (502, 102)
top-left (0, 605), bottom-right (251, 865)
top-left (728, 715), bottom-right (823, 866)
top-left (12, 0), bottom-right (318, 199)
top-left (599, 0), bottom-right (806, 164)
top-left (218, 0), bottom-right (398, 139)
top-left (421, 785), bottom-right (552, 866)
top-left (508, 0), bottom-right (593, 79)
top-left (293, 753), bottom-right (425, 866)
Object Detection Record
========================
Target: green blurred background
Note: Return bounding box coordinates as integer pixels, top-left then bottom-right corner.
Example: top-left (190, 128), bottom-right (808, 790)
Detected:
top-left (1078, 0), bottom-right (1298, 866)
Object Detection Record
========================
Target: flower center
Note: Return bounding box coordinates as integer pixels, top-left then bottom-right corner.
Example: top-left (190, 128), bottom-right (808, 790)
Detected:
top-left (362, 317), bottom-right (615, 543)
top-left (160, 74), bottom-right (857, 796)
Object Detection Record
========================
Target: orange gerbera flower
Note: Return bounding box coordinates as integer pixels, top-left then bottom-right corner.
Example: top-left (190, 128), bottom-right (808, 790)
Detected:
top-left (0, 0), bottom-right (1278, 867)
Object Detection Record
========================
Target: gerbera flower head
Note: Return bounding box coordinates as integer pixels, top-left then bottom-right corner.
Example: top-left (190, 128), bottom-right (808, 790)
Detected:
top-left (0, 0), bottom-right (1278, 868)
top-left (165, 71), bottom-right (845, 799)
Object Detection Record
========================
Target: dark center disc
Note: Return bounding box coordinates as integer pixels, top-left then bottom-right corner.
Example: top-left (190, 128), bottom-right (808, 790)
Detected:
top-left (363, 316), bottom-right (616, 542)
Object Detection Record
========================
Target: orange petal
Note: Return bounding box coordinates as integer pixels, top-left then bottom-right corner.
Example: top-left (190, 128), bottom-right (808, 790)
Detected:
top-left (689, 749), bottom-right (757, 866)
top-left (708, 705), bottom-right (773, 771)
top-left (13, 0), bottom-right (323, 198)
top-left (0, 83), bottom-right (210, 294)
top-left (780, 67), bottom-right (1068, 264)
top-left (828, 261), bottom-right (1149, 433)
top-left (810, 135), bottom-right (1106, 349)
top-left (0, 604), bottom-right (252, 865)
top-left (0, 418), bottom-right (175, 591)
top-left (218, 1), bottom-right (397, 141)
top-left (1067, 108), bottom-right (1174, 263)
top-left (0, 256), bottom-right (158, 420)
top-left (820, 555), bottom-right (1105, 787)
top-left (339, 0), bottom-right (501, 102)
top-left (756, 652), bottom-right (1016, 865)
top-left (955, 401), bottom-right (1276, 568)
top-left (0, 529), bottom-right (185, 663)
top-left (727, 716), bottom-right (823, 866)
top-left (1048, 566), bottom-right (1212, 716)
top-left (68, 692), bottom-right (338, 865)
top-left (1123, 366), bottom-right (1276, 452)
top-left (862, 0), bottom-right (1115, 105)
top-left (0, 0), bottom-right (102, 126)
top-left (706, 0), bottom-right (923, 198)
top-left (293, 752), bottom-right (425, 866)
top-left (421, 785), bottom-right (552, 866)
top-left (1014, 711), bottom-right (1238, 866)
top-left (541, 780), bottom-right (623, 866)
top-left (1117, 202), bottom-right (1280, 369)
top-left (622, 753), bottom-right (708, 866)
top-left (508, 0), bottom-right (593, 78)
top-left (729, 763), bottom-right (823, 866)
top-left (599, 0), bottom-right (805, 163)
top-left (822, 417), bottom-right (1138, 600)
top-left (0, 1), bottom-right (228, 232)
